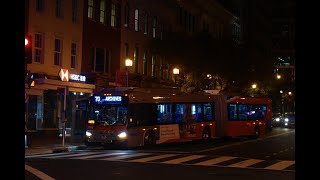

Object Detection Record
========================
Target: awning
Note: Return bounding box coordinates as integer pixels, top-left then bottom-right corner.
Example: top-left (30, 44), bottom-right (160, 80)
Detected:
top-left (25, 78), bottom-right (96, 94)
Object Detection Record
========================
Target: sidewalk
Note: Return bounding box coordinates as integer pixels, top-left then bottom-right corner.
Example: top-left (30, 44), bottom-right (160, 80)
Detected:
top-left (25, 131), bottom-right (87, 155)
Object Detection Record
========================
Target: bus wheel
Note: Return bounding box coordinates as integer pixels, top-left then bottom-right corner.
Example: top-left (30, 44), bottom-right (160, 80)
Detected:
top-left (202, 126), bottom-right (211, 143)
top-left (144, 130), bottom-right (156, 146)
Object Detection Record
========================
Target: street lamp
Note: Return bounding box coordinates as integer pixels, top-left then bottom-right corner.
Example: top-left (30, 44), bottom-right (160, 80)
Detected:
top-left (173, 68), bottom-right (179, 85)
top-left (125, 58), bottom-right (133, 87)
top-left (276, 74), bottom-right (281, 80)
top-left (251, 83), bottom-right (257, 89)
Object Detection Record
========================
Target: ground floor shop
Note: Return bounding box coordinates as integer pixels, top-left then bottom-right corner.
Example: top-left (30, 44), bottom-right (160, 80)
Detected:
top-left (25, 78), bottom-right (95, 144)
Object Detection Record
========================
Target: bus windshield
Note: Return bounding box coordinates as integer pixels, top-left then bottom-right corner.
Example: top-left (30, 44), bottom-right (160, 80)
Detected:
top-left (88, 105), bottom-right (128, 126)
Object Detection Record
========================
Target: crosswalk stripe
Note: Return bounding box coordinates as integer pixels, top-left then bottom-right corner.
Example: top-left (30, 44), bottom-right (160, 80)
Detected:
top-left (228, 159), bottom-right (264, 168)
top-left (194, 156), bottom-right (236, 166)
top-left (73, 152), bottom-right (126, 159)
top-left (46, 152), bottom-right (97, 158)
top-left (161, 155), bottom-right (205, 164)
top-left (26, 152), bottom-right (295, 171)
top-left (101, 153), bottom-right (151, 161)
top-left (25, 152), bottom-right (71, 158)
top-left (129, 154), bottom-right (178, 162)
top-left (264, 160), bottom-right (295, 170)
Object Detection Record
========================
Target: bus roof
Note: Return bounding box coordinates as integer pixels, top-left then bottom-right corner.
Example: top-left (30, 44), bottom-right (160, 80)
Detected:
top-left (95, 87), bottom-right (226, 103)
top-left (227, 96), bottom-right (272, 104)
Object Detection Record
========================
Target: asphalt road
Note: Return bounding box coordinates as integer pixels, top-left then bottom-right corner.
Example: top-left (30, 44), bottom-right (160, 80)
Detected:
top-left (25, 127), bottom-right (295, 180)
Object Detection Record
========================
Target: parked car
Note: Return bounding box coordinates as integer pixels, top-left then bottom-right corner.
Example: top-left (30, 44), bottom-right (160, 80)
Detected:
top-left (272, 112), bottom-right (284, 127)
top-left (283, 113), bottom-right (295, 128)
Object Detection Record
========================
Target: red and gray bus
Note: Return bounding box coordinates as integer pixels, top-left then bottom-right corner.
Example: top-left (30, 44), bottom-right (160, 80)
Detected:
top-left (79, 87), bottom-right (272, 149)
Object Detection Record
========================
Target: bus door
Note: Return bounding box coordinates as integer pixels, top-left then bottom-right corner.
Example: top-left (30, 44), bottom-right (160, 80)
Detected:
top-left (227, 103), bottom-right (253, 136)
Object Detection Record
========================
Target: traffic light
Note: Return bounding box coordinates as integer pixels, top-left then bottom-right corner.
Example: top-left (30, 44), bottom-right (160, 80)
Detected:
top-left (25, 35), bottom-right (32, 64)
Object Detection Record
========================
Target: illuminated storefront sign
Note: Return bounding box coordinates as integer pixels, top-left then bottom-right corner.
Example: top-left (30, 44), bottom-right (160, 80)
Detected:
top-left (70, 74), bottom-right (86, 82)
top-left (59, 68), bottom-right (86, 82)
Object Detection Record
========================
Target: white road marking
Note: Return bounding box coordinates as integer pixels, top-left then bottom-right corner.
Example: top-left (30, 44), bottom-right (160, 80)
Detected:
top-left (194, 156), bottom-right (236, 166)
top-left (161, 155), bottom-right (205, 164)
top-left (73, 152), bottom-right (126, 159)
top-left (25, 152), bottom-right (70, 158)
top-left (46, 152), bottom-right (97, 158)
top-left (228, 159), bottom-right (264, 168)
top-left (129, 154), bottom-right (178, 162)
top-left (25, 164), bottom-right (56, 180)
top-left (264, 160), bottom-right (295, 170)
top-left (101, 153), bottom-right (151, 160)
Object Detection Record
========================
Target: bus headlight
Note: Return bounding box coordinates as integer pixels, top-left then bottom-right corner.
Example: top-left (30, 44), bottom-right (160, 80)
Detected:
top-left (88, 120), bottom-right (95, 124)
top-left (284, 118), bottom-right (289, 122)
top-left (86, 131), bottom-right (92, 137)
top-left (117, 132), bottom-right (127, 139)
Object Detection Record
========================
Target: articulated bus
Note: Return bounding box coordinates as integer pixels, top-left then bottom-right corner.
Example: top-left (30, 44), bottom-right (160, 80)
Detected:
top-left (80, 87), bottom-right (272, 149)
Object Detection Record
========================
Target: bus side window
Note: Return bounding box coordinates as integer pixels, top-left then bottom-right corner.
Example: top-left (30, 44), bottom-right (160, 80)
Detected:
top-left (238, 104), bottom-right (248, 120)
top-left (157, 104), bottom-right (173, 124)
top-left (203, 103), bottom-right (214, 121)
top-left (228, 103), bottom-right (237, 121)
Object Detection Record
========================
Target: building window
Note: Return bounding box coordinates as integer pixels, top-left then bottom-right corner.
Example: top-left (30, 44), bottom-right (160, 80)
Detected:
top-left (36, 0), bottom-right (44, 12)
top-left (55, 0), bottom-right (63, 18)
top-left (54, 39), bottom-right (62, 66)
top-left (111, 3), bottom-right (116, 27)
top-left (159, 57), bottom-right (163, 78)
top-left (34, 33), bottom-right (43, 64)
top-left (72, 0), bottom-right (79, 23)
top-left (71, 42), bottom-right (77, 68)
top-left (95, 48), bottom-right (105, 72)
top-left (124, 43), bottom-right (129, 57)
top-left (134, 47), bottom-right (139, 73)
top-left (124, 3), bottom-right (129, 27)
top-left (151, 55), bottom-right (156, 76)
top-left (160, 24), bottom-right (163, 40)
top-left (88, 0), bottom-right (94, 19)
top-left (152, 16), bottom-right (157, 38)
top-left (143, 51), bottom-right (147, 75)
top-left (100, 0), bottom-right (106, 24)
top-left (144, 13), bottom-right (148, 35)
top-left (91, 48), bottom-right (109, 73)
top-left (134, 9), bottom-right (139, 32)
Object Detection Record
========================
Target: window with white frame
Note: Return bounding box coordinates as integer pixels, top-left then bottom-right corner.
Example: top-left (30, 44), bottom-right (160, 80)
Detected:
top-left (124, 43), bottom-right (129, 57)
top-left (159, 57), bottom-right (163, 78)
top-left (55, 0), bottom-right (63, 18)
top-left (152, 16), bottom-right (157, 38)
top-left (143, 51), bottom-right (147, 75)
top-left (124, 3), bottom-right (129, 27)
top-left (71, 42), bottom-right (77, 68)
top-left (72, 0), bottom-right (79, 23)
top-left (54, 38), bottom-right (62, 66)
top-left (34, 33), bottom-right (43, 64)
top-left (100, 0), bottom-right (106, 24)
top-left (111, 3), bottom-right (116, 27)
top-left (88, 0), bottom-right (94, 19)
top-left (144, 13), bottom-right (148, 35)
top-left (91, 48), bottom-right (109, 73)
top-left (134, 47), bottom-right (139, 73)
top-left (134, 9), bottom-right (139, 31)
top-left (151, 55), bottom-right (156, 76)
